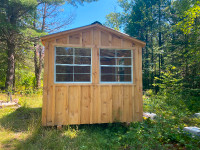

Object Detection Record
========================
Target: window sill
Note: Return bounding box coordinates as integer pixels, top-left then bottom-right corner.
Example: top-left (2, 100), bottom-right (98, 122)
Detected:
top-left (52, 83), bottom-right (136, 86)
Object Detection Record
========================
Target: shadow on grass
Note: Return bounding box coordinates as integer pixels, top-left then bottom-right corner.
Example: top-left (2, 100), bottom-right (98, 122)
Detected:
top-left (1, 107), bottom-right (199, 149)
top-left (15, 123), bottom-right (128, 150)
top-left (0, 107), bottom-right (42, 132)
top-left (0, 106), bottom-right (128, 149)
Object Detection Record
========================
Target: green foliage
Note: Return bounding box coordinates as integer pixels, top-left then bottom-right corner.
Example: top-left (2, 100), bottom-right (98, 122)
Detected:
top-left (0, 0), bottom-right (38, 30)
top-left (0, 0), bottom-right (99, 91)
top-left (123, 119), bottom-right (200, 149)
top-left (153, 66), bottom-right (182, 89)
top-left (176, 1), bottom-right (200, 34)
top-left (65, 0), bottom-right (98, 6)
top-left (0, 93), bottom-right (199, 149)
top-left (106, 0), bottom-right (200, 92)
top-left (0, 44), bottom-right (7, 89)
top-left (20, 72), bottom-right (35, 89)
top-left (146, 66), bottom-right (200, 118)
top-left (105, 12), bottom-right (122, 31)
top-left (21, 28), bottom-right (47, 39)
top-left (142, 91), bottom-right (200, 149)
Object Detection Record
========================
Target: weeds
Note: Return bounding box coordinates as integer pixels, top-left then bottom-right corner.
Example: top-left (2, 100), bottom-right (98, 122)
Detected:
top-left (0, 92), bottom-right (200, 149)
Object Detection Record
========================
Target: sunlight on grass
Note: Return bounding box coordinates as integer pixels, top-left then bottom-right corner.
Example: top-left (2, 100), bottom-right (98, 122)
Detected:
top-left (18, 95), bottom-right (42, 108)
top-left (0, 107), bottom-right (15, 118)
top-left (0, 94), bottom-right (42, 149)
top-left (0, 92), bottom-right (42, 108)
top-left (0, 93), bottom-right (199, 149)
top-left (62, 128), bottom-right (78, 139)
top-left (0, 128), bottom-right (29, 150)
top-left (0, 93), bottom-right (8, 102)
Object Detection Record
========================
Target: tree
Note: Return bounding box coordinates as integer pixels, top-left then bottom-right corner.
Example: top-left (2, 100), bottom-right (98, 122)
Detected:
top-left (105, 0), bottom-right (200, 92)
top-left (0, 0), bottom-right (99, 91)
top-left (32, 2), bottom-right (74, 89)
top-left (105, 12), bottom-right (122, 31)
top-left (0, 0), bottom-right (38, 91)
top-left (32, 0), bottom-right (98, 89)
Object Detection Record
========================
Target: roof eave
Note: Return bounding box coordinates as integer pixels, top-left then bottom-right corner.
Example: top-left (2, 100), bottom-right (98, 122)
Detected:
top-left (95, 24), bottom-right (146, 47)
top-left (40, 23), bottom-right (97, 42)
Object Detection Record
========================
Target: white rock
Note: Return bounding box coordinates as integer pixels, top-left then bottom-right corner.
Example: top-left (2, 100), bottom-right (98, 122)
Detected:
top-left (143, 112), bottom-right (157, 120)
top-left (194, 113), bottom-right (200, 118)
top-left (0, 102), bottom-right (18, 108)
top-left (183, 127), bottom-right (200, 137)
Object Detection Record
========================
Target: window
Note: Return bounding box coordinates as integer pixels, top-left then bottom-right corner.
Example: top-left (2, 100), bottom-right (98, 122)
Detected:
top-left (55, 47), bottom-right (91, 83)
top-left (100, 49), bottom-right (132, 83)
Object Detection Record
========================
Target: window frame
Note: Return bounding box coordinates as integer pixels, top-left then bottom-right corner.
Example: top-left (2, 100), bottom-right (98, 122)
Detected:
top-left (99, 48), bottom-right (133, 84)
top-left (54, 46), bottom-right (92, 83)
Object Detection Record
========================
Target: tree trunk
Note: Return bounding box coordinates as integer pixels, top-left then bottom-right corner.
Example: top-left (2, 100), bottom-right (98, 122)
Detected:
top-left (34, 45), bottom-right (43, 89)
top-left (155, 0), bottom-right (162, 94)
top-left (34, 47), bottom-right (39, 88)
top-left (145, 32), bottom-right (149, 89)
top-left (13, 62), bottom-right (16, 91)
top-left (150, 1), bottom-right (154, 90)
top-left (158, 0), bottom-right (162, 78)
top-left (5, 41), bottom-right (15, 92)
top-left (184, 35), bottom-right (189, 86)
top-left (33, 3), bottom-right (46, 89)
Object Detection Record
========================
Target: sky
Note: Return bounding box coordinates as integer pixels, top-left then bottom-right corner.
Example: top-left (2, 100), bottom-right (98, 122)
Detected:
top-left (62, 0), bottom-right (122, 30)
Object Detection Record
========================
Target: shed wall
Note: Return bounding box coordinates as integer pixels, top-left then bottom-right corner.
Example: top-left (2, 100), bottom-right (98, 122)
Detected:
top-left (42, 27), bottom-right (143, 126)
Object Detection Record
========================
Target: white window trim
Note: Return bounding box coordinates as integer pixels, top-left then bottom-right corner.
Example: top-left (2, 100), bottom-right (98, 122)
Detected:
top-left (99, 48), bottom-right (133, 84)
top-left (54, 46), bottom-right (92, 83)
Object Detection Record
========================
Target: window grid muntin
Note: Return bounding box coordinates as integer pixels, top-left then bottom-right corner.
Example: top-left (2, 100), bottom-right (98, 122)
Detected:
top-left (100, 49), bottom-right (133, 83)
top-left (55, 47), bottom-right (92, 83)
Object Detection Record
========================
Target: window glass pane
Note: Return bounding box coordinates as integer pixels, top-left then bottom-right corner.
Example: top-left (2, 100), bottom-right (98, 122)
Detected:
top-left (100, 57), bottom-right (115, 65)
top-left (117, 75), bottom-right (131, 82)
top-left (101, 75), bottom-right (131, 82)
top-left (74, 66), bottom-right (90, 73)
top-left (75, 57), bottom-right (91, 64)
top-left (56, 56), bottom-right (73, 64)
top-left (117, 50), bottom-right (131, 57)
top-left (55, 47), bottom-right (91, 83)
top-left (100, 49), bottom-right (115, 57)
top-left (56, 74), bottom-right (73, 82)
top-left (101, 67), bottom-right (131, 75)
top-left (116, 58), bottom-right (131, 65)
top-left (56, 66), bottom-right (73, 73)
top-left (75, 48), bottom-right (91, 56)
top-left (100, 49), bottom-right (132, 83)
top-left (74, 74), bottom-right (90, 82)
top-left (124, 67), bottom-right (131, 74)
top-left (56, 47), bottom-right (73, 55)
top-left (101, 67), bottom-right (116, 74)
top-left (116, 67), bottom-right (131, 74)
top-left (101, 75), bottom-right (116, 82)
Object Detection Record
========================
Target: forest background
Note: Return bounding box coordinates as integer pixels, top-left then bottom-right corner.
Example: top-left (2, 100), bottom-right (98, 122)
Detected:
top-left (0, 0), bottom-right (200, 149)
top-left (0, 0), bottom-right (199, 99)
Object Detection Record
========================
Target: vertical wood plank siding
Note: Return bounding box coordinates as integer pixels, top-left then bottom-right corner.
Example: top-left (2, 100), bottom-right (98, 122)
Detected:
top-left (42, 27), bottom-right (143, 126)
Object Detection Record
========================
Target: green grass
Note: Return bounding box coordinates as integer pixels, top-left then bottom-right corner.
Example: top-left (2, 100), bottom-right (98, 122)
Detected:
top-left (0, 92), bottom-right (199, 150)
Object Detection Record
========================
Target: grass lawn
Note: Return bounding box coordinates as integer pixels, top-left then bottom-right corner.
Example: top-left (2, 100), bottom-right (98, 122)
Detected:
top-left (0, 93), bottom-right (199, 150)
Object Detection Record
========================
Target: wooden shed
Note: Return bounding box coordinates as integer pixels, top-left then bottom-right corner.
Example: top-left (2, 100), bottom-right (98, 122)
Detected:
top-left (41, 22), bottom-right (145, 126)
